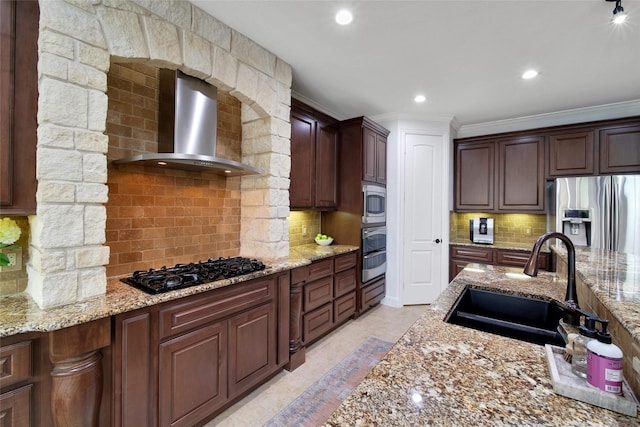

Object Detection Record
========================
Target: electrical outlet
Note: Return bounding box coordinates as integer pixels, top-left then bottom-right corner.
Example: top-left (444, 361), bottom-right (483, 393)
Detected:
top-left (525, 227), bottom-right (532, 236)
top-left (0, 246), bottom-right (22, 272)
top-left (6, 252), bottom-right (17, 266)
top-left (302, 225), bottom-right (308, 237)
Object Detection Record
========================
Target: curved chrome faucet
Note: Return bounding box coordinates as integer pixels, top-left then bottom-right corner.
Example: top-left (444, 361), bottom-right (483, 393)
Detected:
top-left (524, 232), bottom-right (580, 325)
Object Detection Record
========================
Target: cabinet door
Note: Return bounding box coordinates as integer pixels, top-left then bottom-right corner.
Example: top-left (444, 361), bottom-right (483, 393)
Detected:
top-left (290, 111), bottom-right (315, 208)
top-left (228, 303), bottom-right (277, 399)
top-left (497, 136), bottom-right (545, 211)
top-left (362, 127), bottom-right (377, 183)
top-left (113, 311), bottom-right (153, 427)
top-left (0, 385), bottom-right (32, 426)
top-left (315, 122), bottom-right (338, 208)
top-left (376, 133), bottom-right (387, 184)
top-left (599, 125), bottom-right (640, 174)
top-left (455, 142), bottom-right (495, 211)
top-left (0, 0), bottom-right (38, 214)
top-left (548, 131), bottom-right (594, 176)
top-left (159, 322), bottom-right (227, 427)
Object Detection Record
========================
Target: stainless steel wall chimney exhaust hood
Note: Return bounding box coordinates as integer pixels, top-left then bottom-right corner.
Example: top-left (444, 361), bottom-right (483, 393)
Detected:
top-left (113, 70), bottom-right (261, 176)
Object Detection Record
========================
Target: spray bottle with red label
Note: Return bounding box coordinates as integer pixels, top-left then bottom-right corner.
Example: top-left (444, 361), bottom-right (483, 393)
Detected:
top-left (586, 319), bottom-right (623, 395)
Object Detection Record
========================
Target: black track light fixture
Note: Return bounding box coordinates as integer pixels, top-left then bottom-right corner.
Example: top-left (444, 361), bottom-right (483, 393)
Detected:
top-left (607, 0), bottom-right (628, 24)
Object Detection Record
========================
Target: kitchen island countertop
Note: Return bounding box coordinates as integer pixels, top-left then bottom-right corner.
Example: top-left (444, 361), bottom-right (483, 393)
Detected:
top-left (0, 244), bottom-right (358, 337)
top-left (324, 248), bottom-right (640, 426)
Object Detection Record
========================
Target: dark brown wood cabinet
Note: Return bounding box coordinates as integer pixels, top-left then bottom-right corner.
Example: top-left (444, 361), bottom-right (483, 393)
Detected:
top-left (598, 124), bottom-right (640, 174)
top-left (455, 141), bottom-right (495, 211)
top-left (449, 244), bottom-right (551, 282)
top-left (455, 116), bottom-right (640, 213)
top-left (340, 117), bottom-right (389, 186)
top-left (0, 333), bottom-right (53, 427)
top-left (548, 131), bottom-right (595, 177)
top-left (288, 251), bottom-right (358, 369)
top-left (455, 136), bottom-right (544, 212)
top-left (290, 99), bottom-right (338, 210)
top-left (113, 272), bottom-right (289, 426)
top-left (497, 136), bottom-right (545, 211)
top-left (363, 126), bottom-right (387, 184)
top-left (0, 0), bottom-right (38, 215)
top-left (159, 321), bottom-right (227, 427)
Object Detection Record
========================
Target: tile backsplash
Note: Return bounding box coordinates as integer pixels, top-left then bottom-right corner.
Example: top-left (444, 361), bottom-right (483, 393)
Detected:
top-left (0, 216), bottom-right (30, 295)
top-left (105, 63), bottom-right (243, 278)
top-left (450, 212), bottom-right (547, 246)
top-left (288, 211), bottom-right (321, 247)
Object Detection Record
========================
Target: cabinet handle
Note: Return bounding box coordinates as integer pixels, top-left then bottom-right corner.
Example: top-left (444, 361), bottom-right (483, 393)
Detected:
top-left (434, 239), bottom-right (441, 244)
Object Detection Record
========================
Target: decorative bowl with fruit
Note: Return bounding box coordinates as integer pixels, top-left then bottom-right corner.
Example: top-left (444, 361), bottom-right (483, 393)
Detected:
top-left (315, 233), bottom-right (333, 246)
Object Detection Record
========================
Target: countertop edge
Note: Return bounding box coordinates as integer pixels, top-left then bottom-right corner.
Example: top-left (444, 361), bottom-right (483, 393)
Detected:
top-left (0, 244), bottom-right (359, 337)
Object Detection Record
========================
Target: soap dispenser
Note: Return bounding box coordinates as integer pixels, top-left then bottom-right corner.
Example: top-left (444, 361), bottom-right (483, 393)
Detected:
top-left (586, 319), bottom-right (623, 394)
top-left (571, 317), bottom-right (598, 378)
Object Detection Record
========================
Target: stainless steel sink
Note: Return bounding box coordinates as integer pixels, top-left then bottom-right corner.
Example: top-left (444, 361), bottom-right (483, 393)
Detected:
top-left (445, 287), bottom-right (566, 346)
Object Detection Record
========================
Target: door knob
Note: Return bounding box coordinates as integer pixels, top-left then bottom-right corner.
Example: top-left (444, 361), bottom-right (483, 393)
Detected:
top-left (434, 238), bottom-right (441, 244)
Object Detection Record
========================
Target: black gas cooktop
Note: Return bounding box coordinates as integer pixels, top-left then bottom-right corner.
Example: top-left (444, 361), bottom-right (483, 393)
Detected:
top-left (121, 256), bottom-right (268, 294)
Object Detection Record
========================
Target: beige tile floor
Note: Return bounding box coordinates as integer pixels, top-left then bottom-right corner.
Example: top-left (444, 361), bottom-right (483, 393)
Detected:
top-left (206, 303), bottom-right (427, 427)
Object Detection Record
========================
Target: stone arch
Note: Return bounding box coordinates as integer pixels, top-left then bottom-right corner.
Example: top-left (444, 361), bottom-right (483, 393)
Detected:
top-left (30, 0), bottom-right (291, 308)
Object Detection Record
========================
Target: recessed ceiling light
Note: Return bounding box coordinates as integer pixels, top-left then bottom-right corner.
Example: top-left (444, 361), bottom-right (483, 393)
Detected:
top-left (414, 94), bottom-right (426, 103)
top-left (335, 9), bottom-right (353, 25)
top-left (522, 70), bottom-right (539, 79)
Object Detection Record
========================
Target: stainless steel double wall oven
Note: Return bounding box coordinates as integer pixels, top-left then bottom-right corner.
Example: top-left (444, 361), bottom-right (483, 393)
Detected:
top-left (362, 184), bottom-right (386, 283)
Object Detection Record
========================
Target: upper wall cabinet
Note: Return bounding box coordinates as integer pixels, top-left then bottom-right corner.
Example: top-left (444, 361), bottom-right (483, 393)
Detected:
top-left (340, 117), bottom-right (389, 187)
top-left (454, 136), bottom-right (545, 212)
top-left (598, 124), bottom-right (640, 174)
top-left (455, 141), bottom-right (495, 211)
top-left (0, 0), bottom-right (39, 215)
top-left (362, 126), bottom-right (387, 184)
top-left (497, 136), bottom-right (545, 211)
top-left (454, 116), bottom-right (640, 213)
top-left (548, 130), bottom-right (595, 177)
top-left (290, 100), bottom-right (338, 210)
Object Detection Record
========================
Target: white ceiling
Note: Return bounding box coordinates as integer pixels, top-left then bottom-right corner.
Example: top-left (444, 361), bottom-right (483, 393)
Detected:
top-left (192, 1), bottom-right (640, 129)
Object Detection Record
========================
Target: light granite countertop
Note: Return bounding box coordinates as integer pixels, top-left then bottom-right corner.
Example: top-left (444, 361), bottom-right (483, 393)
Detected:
top-left (450, 239), bottom-right (551, 252)
top-left (0, 244), bottom-right (358, 338)
top-left (324, 247), bottom-right (640, 426)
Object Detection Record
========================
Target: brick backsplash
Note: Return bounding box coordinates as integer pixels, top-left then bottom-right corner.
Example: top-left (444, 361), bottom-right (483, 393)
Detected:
top-left (106, 63), bottom-right (243, 278)
top-left (450, 212), bottom-right (547, 246)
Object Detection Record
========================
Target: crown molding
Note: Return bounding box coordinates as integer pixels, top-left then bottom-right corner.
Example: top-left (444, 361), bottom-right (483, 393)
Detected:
top-left (290, 90), bottom-right (347, 120)
top-left (456, 99), bottom-right (640, 139)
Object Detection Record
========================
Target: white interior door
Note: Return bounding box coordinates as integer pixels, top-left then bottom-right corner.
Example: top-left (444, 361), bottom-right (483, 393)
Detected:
top-left (402, 131), bottom-right (445, 304)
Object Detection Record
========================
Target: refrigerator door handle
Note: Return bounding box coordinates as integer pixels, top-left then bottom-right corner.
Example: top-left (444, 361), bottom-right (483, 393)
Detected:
top-left (599, 177), bottom-right (612, 251)
top-left (611, 177), bottom-right (620, 251)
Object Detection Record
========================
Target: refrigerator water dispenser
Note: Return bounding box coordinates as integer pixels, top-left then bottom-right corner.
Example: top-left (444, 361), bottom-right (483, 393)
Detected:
top-left (561, 209), bottom-right (591, 247)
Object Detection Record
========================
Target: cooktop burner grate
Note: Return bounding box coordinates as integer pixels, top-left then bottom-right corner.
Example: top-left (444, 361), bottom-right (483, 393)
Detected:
top-left (121, 256), bottom-right (268, 294)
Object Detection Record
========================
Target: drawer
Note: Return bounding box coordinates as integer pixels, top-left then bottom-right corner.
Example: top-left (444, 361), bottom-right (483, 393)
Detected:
top-left (450, 245), bottom-right (494, 263)
top-left (361, 276), bottom-right (385, 308)
top-left (303, 276), bottom-right (333, 312)
top-left (0, 341), bottom-right (32, 388)
top-left (303, 303), bottom-right (333, 344)
top-left (160, 276), bottom-right (274, 339)
top-left (334, 291), bottom-right (356, 324)
top-left (0, 384), bottom-right (32, 425)
top-left (334, 252), bottom-right (357, 273)
top-left (334, 267), bottom-right (357, 297)
top-left (495, 249), bottom-right (549, 270)
top-left (308, 259), bottom-right (333, 282)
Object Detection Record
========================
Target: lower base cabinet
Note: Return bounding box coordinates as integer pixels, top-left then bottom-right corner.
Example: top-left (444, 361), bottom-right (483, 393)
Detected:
top-left (113, 271), bottom-right (289, 427)
top-left (0, 385), bottom-right (32, 426)
top-left (449, 244), bottom-right (551, 281)
top-left (159, 322), bottom-right (227, 427)
top-left (360, 276), bottom-right (385, 311)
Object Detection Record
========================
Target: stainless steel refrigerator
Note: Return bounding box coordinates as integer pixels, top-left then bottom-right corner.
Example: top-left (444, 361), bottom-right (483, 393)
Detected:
top-left (548, 176), bottom-right (640, 255)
